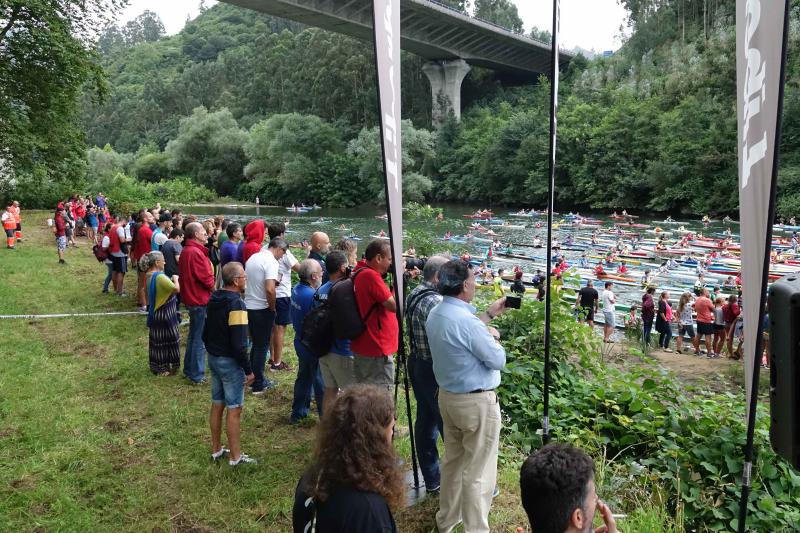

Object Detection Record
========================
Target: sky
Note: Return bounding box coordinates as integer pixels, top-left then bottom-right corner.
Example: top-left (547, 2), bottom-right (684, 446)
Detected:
top-left (119, 0), bottom-right (630, 52)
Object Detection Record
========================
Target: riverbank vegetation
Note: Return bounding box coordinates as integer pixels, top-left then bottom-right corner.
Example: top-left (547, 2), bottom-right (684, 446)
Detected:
top-left (1, 217), bottom-right (796, 531)
top-left (6, 1), bottom-right (800, 213)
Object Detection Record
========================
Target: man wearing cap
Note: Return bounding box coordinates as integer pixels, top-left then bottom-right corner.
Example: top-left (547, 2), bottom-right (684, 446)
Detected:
top-left (151, 212), bottom-right (172, 251)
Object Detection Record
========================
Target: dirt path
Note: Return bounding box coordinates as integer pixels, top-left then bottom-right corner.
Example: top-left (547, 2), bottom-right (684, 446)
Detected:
top-left (604, 339), bottom-right (744, 392)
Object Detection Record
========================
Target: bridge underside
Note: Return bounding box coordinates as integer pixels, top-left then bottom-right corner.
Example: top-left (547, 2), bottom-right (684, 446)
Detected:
top-left (222, 0), bottom-right (572, 124)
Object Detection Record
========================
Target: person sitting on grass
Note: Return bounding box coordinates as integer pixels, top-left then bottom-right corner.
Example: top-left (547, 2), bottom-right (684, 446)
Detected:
top-left (292, 384), bottom-right (404, 532)
top-left (520, 443), bottom-right (619, 533)
top-left (203, 262), bottom-right (256, 466)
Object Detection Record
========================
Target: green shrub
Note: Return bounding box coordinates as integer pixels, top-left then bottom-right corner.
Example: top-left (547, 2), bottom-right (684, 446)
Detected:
top-left (90, 172), bottom-right (215, 214)
top-left (494, 298), bottom-right (800, 532)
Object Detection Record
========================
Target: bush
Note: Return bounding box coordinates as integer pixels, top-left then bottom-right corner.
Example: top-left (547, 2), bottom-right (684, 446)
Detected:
top-left (494, 298), bottom-right (800, 532)
top-left (90, 172), bottom-right (215, 214)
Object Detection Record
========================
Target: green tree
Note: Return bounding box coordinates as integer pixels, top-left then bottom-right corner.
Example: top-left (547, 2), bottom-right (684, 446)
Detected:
top-left (473, 0), bottom-right (524, 33)
top-left (347, 120), bottom-right (435, 204)
top-left (0, 0), bottom-right (124, 207)
top-left (165, 106), bottom-right (247, 195)
top-left (86, 144), bottom-right (134, 184)
top-left (121, 10), bottom-right (166, 46)
top-left (244, 113), bottom-right (344, 203)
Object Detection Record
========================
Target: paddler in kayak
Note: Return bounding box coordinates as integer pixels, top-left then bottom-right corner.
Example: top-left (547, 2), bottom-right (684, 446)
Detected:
top-left (617, 261), bottom-right (629, 274)
top-left (594, 261), bottom-right (606, 277)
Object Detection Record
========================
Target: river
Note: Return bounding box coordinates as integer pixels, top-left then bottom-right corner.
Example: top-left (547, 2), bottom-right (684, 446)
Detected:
top-left (188, 203), bottom-right (742, 330)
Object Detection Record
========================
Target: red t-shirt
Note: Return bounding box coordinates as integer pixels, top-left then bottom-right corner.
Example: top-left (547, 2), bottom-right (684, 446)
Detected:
top-left (351, 266), bottom-right (399, 357)
top-left (694, 296), bottom-right (715, 324)
top-left (132, 224), bottom-right (153, 261)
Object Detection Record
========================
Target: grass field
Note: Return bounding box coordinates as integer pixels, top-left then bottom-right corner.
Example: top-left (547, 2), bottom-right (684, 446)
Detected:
top-left (0, 212), bottom-right (690, 532)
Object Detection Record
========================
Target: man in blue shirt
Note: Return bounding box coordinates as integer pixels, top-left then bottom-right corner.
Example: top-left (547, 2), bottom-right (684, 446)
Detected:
top-left (289, 259), bottom-right (325, 424)
top-left (426, 259), bottom-right (509, 533)
top-left (316, 251), bottom-right (356, 414)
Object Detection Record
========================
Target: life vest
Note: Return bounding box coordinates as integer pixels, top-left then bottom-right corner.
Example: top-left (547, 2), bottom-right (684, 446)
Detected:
top-left (9, 205), bottom-right (20, 223)
top-left (2, 211), bottom-right (16, 230)
top-left (108, 224), bottom-right (123, 254)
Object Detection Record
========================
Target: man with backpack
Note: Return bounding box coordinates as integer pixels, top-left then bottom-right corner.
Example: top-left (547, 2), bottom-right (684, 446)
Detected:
top-left (406, 255), bottom-right (449, 494)
top-left (350, 240), bottom-right (398, 395)
top-left (288, 259), bottom-right (325, 424)
top-left (315, 251), bottom-right (355, 414)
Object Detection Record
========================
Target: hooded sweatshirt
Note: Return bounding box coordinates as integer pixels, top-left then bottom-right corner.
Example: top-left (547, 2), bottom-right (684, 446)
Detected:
top-left (203, 289), bottom-right (252, 373)
top-left (178, 239), bottom-right (215, 306)
top-left (241, 219), bottom-right (265, 266)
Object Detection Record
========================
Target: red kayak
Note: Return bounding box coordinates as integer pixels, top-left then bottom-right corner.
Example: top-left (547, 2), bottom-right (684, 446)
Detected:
top-left (615, 222), bottom-right (650, 229)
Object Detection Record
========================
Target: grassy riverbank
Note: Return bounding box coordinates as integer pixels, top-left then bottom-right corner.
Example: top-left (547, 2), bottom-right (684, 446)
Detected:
top-left (0, 213), bottom-right (533, 532)
top-left (0, 212), bottom-right (724, 532)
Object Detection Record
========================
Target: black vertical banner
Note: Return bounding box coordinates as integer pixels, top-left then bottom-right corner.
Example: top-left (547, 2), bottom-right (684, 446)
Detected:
top-left (542, 0), bottom-right (560, 446)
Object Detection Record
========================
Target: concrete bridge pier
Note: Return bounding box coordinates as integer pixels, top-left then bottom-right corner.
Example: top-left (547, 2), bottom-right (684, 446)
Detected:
top-left (422, 59), bottom-right (471, 127)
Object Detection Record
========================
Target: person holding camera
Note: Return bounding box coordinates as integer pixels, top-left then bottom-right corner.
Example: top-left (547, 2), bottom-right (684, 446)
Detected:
top-left (425, 259), bottom-right (510, 533)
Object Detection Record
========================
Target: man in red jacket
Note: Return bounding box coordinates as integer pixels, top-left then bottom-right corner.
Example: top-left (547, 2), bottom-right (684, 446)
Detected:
top-left (179, 222), bottom-right (216, 384)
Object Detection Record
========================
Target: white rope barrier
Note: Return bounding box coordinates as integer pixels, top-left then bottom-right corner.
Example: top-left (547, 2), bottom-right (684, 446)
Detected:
top-left (0, 311), bottom-right (143, 319)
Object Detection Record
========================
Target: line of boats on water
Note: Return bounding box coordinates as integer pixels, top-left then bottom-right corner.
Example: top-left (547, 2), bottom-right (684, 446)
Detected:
top-left (439, 209), bottom-right (800, 329)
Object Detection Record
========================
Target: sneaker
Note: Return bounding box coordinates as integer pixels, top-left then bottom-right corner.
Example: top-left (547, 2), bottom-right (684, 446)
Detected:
top-left (269, 361), bottom-right (291, 372)
top-left (191, 379), bottom-right (207, 386)
top-left (138, 306), bottom-right (148, 314)
top-left (58, 259), bottom-right (66, 264)
top-left (663, 348), bottom-right (672, 353)
top-left (675, 348), bottom-right (683, 354)
top-left (118, 291), bottom-right (128, 297)
top-left (426, 484), bottom-right (441, 495)
top-left (211, 447), bottom-right (230, 461)
top-left (251, 380), bottom-right (275, 395)
top-left (707, 352), bottom-right (719, 359)
top-left (492, 486), bottom-right (500, 498)
top-left (179, 319), bottom-right (190, 327)
top-left (229, 454), bottom-right (258, 466)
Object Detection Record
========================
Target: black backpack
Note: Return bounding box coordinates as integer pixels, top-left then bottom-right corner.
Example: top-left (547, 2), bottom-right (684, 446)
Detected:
top-left (301, 292), bottom-right (335, 358)
top-left (329, 268), bottom-right (380, 340)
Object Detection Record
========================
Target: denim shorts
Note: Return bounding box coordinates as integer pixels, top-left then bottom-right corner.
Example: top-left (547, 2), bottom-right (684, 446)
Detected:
top-left (209, 355), bottom-right (245, 408)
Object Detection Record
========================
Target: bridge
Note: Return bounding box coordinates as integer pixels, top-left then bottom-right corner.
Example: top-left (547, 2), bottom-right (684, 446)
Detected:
top-left (221, 0), bottom-right (573, 125)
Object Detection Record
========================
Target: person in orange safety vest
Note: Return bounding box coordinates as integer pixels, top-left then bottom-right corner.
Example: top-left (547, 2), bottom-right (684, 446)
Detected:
top-left (2, 202), bottom-right (17, 249)
top-left (9, 200), bottom-right (21, 241)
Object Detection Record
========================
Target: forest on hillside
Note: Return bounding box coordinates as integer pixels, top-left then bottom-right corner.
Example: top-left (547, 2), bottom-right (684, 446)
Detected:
top-left (4, 0), bottom-right (800, 215)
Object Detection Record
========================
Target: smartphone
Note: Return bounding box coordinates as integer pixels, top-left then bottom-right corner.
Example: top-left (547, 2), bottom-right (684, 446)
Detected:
top-left (505, 295), bottom-right (522, 309)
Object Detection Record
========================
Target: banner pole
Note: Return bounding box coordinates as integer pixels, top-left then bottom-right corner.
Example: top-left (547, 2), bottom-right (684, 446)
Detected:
top-left (542, 0), bottom-right (560, 447)
top-left (370, 0), bottom-right (420, 491)
top-left (737, 1), bottom-right (790, 531)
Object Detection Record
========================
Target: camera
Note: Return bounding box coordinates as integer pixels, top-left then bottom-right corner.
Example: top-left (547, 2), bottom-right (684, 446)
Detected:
top-left (405, 257), bottom-right (426, 271)
top-left (505, 295), bottom-right (522, 309)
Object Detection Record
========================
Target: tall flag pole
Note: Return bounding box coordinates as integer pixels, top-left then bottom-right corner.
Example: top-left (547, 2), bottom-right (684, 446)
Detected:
top-left (371, 0), bottom-right (420, 490)
top-left (735, 1), bottom-right (789, 530)
top-left (542, 0), bottom-right (560, 446)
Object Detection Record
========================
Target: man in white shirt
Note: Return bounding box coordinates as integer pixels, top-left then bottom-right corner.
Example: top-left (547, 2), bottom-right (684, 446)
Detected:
top-left (244, 237), bottom-right (287, 394)
top-left (601, 281), bottom-right (616, 343)
top-left (267, 222), bottom-right (300, 372)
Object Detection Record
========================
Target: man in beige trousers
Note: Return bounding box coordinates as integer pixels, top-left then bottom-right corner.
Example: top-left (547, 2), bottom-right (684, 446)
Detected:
top-left (425, 259), bottom-right (509, 533)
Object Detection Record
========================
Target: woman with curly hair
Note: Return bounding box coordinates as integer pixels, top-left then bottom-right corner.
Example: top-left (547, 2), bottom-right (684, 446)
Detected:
top-left (292, 384), bottom-right (404, 532)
